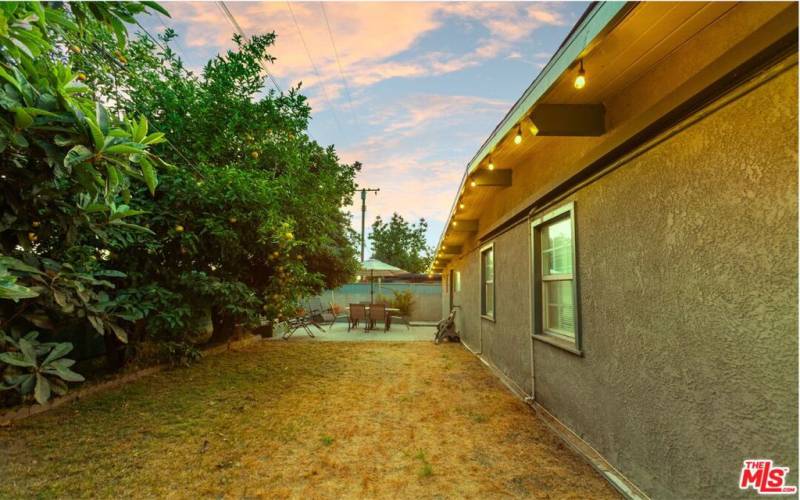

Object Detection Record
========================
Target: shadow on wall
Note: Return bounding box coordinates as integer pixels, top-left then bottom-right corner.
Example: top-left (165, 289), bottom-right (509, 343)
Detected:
top-left (316, 283), bottom-right (442, 322)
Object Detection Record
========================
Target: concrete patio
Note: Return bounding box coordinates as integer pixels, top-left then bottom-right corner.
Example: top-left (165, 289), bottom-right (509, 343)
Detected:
top-left (276, 320), bottom-right (438, 342)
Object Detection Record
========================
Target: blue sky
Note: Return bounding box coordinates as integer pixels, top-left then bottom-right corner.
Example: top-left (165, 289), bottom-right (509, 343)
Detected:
top-left (139, 2), bottom-right (588, 248)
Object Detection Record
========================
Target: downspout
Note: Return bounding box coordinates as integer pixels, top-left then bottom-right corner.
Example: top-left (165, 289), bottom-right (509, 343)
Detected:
top-left (526, 219), bottom-right (535, 405)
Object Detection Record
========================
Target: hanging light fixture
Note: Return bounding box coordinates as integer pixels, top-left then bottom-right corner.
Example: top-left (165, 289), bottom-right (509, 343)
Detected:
top-left (459, 202), bottom-right (465, 209)
top-left (514, 124), bottom-right (523, 145)
top-left (574, 59), bottom-right (586, 89)
top-left (488, 155), bottom-right (495, 170)
top-left (528, 118), bottom-right (539, 136)
top-left (470, 179), bottom-right (477, 187)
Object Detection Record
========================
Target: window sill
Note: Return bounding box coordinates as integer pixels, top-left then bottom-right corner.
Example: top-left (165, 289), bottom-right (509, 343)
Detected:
top-left (532, 333), bottom-right (583, 356)
top-left (481, 314), bottom-right (495, 322)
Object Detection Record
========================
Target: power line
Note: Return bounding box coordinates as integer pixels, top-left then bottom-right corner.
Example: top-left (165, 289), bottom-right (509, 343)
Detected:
top-left (285, 1), bottom-right (342, 130)
top-left (134, 19), bottom-right (168, 54)
top-left (216, 1), bottom-right (283, 93)
top-left (320, 3), bottom-right (358, 128)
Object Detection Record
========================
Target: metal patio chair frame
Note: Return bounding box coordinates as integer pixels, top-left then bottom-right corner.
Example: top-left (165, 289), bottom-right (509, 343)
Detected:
top-left (348, 303), bottom-right (367, 331)
top-left (368, 303), bottom-right (389, 332)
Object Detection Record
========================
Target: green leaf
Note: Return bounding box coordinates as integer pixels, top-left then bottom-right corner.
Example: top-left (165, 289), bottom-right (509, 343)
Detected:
top-left (62, 77), bottom-right (88, 95)
top-left (42, 342), bottom-right (73, 366)
top-left (44, 359), bottom-right (85, 383)
top-left (54, 134), bottom-right (78, 146)
top-left (105, 143), bottom-right (144, 155)
top-left (142, 132), bottom-right (165, 145)
top-left (141, 1), bottom-right (171, 17)
top-left (14, 107), bottom-right (32, 129)
top-left (0, 351), bottom-right (35, 367)
top-left (106, 221), bottom-right (155, 234)
top-left (34, 373), bottom-right (50, 404)
top-left (50, 358), bottom-right (76, 369)
top-left (87, 315), bottom-right (104, 335)
top-left (0, 66), bottom-right (21, 94)
top-left (85, 117), bottom-right (104, 151)
top-left (20, 373), bottom-right (35, 394)
top-left (110, 16), bottom-right (127, 50)
top-left (94, 270), bottom-right (126, 278)
top-left (20, 106), bottom-right (59, 118)
top-left (3, 373), bottom-right (32, 390)
top-left (107, 322), bottom-right (128, 343)
top-left (133, 115), bottom-right (148, 143)
top-left (29, 1), bottom-right (46, 29)
top-left (106, 164), bottom-right (120, 192)
top-left (64, 144), bottom-right (93, 170)
top-left (96, 102), bottom-right (110, 135)
top-left (140, 155), bottom-right (157, 195)
top-left (46, 365), bottom-right (84, 383)
top-left (11, 131), bottom-right (28, 147)
top-left (109, 208), bottom-right (145, 221)
top-left (0, 280), bottom-right (39, 300)
top-left (17, 338), bottom-right (38, 366)
top-left (0, 256), bottom-right (43, 274)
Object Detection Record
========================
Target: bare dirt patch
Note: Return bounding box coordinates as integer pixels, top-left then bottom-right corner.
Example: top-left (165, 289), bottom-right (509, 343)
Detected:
top-left (0, 341), bottom-right (619, 499)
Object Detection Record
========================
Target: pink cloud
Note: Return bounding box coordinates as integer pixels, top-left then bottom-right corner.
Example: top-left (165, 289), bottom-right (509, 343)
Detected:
top-left (157, 1), bottom-right (568, 96)
top-left (338, 93), bottom-right (510, 230)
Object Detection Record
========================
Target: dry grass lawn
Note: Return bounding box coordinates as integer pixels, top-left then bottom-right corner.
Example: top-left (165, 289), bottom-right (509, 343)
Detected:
top-left (0, 341), bottom-right (619, 499)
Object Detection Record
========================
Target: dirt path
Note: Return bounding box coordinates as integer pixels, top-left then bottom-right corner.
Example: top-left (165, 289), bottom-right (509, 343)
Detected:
top-left (0, 341), bottom-right (619, 499)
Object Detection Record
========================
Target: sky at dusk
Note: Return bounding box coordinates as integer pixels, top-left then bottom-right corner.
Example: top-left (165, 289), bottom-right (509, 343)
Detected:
top-left (138, 1), bottom-right (588, 248)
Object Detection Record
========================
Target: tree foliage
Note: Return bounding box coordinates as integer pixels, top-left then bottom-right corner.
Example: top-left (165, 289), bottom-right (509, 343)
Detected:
top-left (82, 28), bottom-right (361, 342)
top-left (0, 3), bottom-right (360, 405)
top-left (0, 2), bottom-right (169, 405)
top-left (369, 213), bottom-right (433, 273)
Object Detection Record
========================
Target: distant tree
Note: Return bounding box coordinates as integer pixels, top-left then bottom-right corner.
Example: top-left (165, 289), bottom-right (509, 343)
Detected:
top-left (369, 214), bottom-right (433, 273)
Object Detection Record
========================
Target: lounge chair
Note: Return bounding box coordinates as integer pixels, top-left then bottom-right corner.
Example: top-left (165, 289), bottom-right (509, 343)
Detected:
top-left (282, 313), bottom-right (317, 340)
top-left (327, 302), bottom-right (349, 327)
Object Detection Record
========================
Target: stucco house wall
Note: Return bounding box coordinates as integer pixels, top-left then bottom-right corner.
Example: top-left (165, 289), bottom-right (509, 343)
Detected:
top-left (441, 59), bottom-right (797, 498)
top-left (532, 62), bottom-right (798, 499)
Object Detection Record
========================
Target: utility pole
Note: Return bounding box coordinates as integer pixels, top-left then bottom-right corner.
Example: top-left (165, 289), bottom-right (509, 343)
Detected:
top-left (359, 187), bottom-right (380, 262)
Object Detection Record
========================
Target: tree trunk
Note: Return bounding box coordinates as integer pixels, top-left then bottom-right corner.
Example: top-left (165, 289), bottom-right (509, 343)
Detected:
top-left (254, 321), bottom-right (273, 338)
top-left (103, 333), bottom-right (127, 371)
top-left (209, 308), bottom-right (235, 344)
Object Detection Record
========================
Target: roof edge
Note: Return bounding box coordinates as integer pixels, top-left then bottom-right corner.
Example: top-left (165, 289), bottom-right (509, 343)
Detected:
top-left (430, 1), bottom-right (632, 271)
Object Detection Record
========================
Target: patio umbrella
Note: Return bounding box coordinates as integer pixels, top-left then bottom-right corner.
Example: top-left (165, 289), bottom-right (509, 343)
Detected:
top-left (359, 258), bottom-right (406, 303)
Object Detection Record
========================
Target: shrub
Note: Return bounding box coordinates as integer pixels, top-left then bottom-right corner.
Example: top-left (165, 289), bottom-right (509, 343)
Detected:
top-left (0, 331), bottom-right (84, 405)
top-left (0, 1), bottom-right (363, 406)
top-left (0, 2), bottom-right (170, 402)
top-left (391, 290), bottom-right (415, 317)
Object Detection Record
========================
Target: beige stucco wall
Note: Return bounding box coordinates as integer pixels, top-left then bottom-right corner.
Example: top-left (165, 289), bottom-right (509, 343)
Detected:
top-left (443, 58), bottom-right (797, 498)
top-left (473, 223), bottom-right (533, 395)
top-left (534, 62), bottom-right (798, 499)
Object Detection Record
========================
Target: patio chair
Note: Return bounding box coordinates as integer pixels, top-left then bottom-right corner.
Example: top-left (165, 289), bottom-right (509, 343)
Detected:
top-left (368, 303), bottom-right (388, 332)
top-left (305, 297), bottom-right (326, 326)
top-left (328, 302), bottom-right (349, 327)
top-left (282, 313), bottom-right (316, 340)
top-left (349, 304), bottom-right (367, 331)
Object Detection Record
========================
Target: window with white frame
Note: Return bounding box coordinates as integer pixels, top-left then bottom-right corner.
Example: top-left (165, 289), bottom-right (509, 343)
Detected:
top-left (480, 244), bottom-right (494, 319)
top-left (532, 203), bottom-right (579, 348)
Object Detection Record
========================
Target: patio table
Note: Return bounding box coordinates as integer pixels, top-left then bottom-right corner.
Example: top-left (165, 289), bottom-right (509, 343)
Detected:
top-left (345, 306), bottom-right (400, 330)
